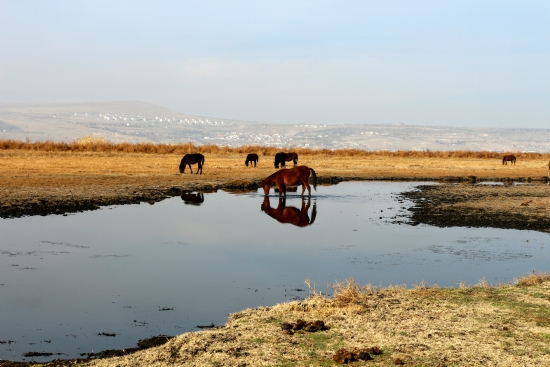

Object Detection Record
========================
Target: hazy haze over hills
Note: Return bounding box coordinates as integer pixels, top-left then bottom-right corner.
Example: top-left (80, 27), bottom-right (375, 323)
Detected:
top-left (1, 101), bottom-right (549, 152)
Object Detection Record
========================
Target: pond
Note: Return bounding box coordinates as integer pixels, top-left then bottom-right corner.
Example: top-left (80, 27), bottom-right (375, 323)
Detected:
top-left (1, 182), bottom-right (548, 361)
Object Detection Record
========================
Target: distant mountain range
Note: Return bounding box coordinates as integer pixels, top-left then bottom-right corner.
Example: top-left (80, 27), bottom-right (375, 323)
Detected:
top-left (1, 101), bottom-right (549, 152)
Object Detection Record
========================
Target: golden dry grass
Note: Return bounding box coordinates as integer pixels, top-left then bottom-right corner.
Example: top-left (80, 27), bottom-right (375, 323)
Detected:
top-left (1, 146), bottom-right (548, 185)
top-left (517, 272), bottom-right (550, 287)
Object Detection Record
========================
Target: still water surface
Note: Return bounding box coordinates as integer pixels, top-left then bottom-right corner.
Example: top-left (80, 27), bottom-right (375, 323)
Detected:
top-left (1, 182), bottom-right (548, 360)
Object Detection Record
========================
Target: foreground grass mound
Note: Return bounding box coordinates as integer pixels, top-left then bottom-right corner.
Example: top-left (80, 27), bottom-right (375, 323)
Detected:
top-left (86, 274), bottom-right (550, 367)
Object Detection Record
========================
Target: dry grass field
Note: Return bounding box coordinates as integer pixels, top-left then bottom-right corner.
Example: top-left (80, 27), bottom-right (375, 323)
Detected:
top-left (1, 142), bottom-right (549, 187)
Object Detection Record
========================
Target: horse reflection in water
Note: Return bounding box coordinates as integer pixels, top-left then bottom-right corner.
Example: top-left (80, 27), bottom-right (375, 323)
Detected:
top-left (261, 197), bottom-right (317, 227)
top-left (181, 192), bottom-right (204, 206)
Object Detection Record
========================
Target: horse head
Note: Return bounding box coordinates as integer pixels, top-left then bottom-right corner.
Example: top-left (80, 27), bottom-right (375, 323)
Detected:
top-left (262, 179), bottom-right (271, 196)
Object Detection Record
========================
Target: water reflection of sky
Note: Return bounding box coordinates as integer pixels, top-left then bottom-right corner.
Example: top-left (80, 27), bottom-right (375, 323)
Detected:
top-left (1, 182), bottom-right (548, 360)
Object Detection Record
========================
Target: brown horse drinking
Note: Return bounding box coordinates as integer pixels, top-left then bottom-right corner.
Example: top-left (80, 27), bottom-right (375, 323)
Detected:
top-left (245, 153), bottom-right (259, 167)
top-left (502, 155), bottom-right (516, 165)
top-left (179, 153), bottom-right (205, 174)
top-left (261, 197), bottom-right (316, 227)
top-left (262, 166), bottom-right (317, 197)
top-left (274, 152), bottom-right (298, 168)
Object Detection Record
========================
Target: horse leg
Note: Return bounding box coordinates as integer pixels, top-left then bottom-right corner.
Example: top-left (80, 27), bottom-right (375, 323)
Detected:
top-left (189, 163), bottom-right (193, 174)
top-left (197, 162), bottom-right (202, 174)
top-left (301, 179), bottom-right (311, 197)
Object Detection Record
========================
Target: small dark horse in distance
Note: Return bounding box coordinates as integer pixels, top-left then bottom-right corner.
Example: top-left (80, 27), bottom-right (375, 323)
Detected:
top-left (179, 153), bottom-right (205, 174)
top-left (261, 197), bottom-right (317, 228)
top-left (274, 152), bottom-right (298, 168)
top-left (262, 165), bottom-right (317, 197)
top-left (502, 155), bottom-right (516, 166)
top-left (245, 153), bottom-right (259, 167)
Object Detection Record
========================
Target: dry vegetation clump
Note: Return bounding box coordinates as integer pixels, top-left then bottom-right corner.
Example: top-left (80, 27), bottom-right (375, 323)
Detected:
top-left (331, 278), bottom-right (367, 307)
top-left (516, 272), bottom-right (550, 287)
top-left (2, 137), bottom-right (550, 160)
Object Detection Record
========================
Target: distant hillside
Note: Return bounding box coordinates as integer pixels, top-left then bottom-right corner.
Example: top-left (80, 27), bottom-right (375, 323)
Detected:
top-left (1, 101), bottom-right (549, 152)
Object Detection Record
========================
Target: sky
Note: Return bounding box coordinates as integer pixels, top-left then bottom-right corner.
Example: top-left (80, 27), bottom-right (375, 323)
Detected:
top-left (0, 1), bottom-right (549, 128)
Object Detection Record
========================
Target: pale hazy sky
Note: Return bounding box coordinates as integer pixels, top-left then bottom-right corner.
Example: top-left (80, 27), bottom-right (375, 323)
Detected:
top-left (1, 1), bottom-right (548, 127)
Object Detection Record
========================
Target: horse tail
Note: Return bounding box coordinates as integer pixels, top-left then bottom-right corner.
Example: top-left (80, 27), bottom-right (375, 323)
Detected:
top-left (309, 168), bottom-right (317, 191)
top-left (309, 202), bottom-right (317, 225)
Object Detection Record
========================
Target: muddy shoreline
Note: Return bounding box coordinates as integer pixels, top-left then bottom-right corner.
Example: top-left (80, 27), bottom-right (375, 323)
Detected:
top-left (2, 175), bottom-right (548, 220)
top-left (399, 182), bottom-right (550, 233)
top-left (0, 335), bottom-right (174, 367)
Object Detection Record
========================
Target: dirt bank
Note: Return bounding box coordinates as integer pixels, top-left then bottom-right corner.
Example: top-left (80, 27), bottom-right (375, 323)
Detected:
top-left (400, 183), bottom-right (550, 233)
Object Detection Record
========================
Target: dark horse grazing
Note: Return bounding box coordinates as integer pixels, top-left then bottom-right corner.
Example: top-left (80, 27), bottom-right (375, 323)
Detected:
top-left (179, 153), bottom-right (204, 174)
top-left (245, 153), bottom-right (259, 167)
top-left (502, 155), bottom-right (516, 165)
top-left (181, 192), bottom-right (204, 206)
top-left (261, 197), bottom-right (316, 228)
top-left (262, 165), bottom-right (317, 197)
top-left (274, 152), bottom-right (298, 168)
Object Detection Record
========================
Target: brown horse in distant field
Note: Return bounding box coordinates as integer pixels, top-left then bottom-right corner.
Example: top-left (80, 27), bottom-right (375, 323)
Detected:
top-left (261, 197), bottom-right (316, 227)
top-left (502, 155), bottom-right (516, 165)
top-left (179, 153), bottom-right (205, 174)
top-left (181, 192), bottom-right (204, 206)
top-left (274, 152), bottom-right (298, 168)
top-left (548, 161), bottom-right (550, 176)
top-left (245, 153), bottom-right (259, 167)
top-left (262, 166), bottom-right (317, 197)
